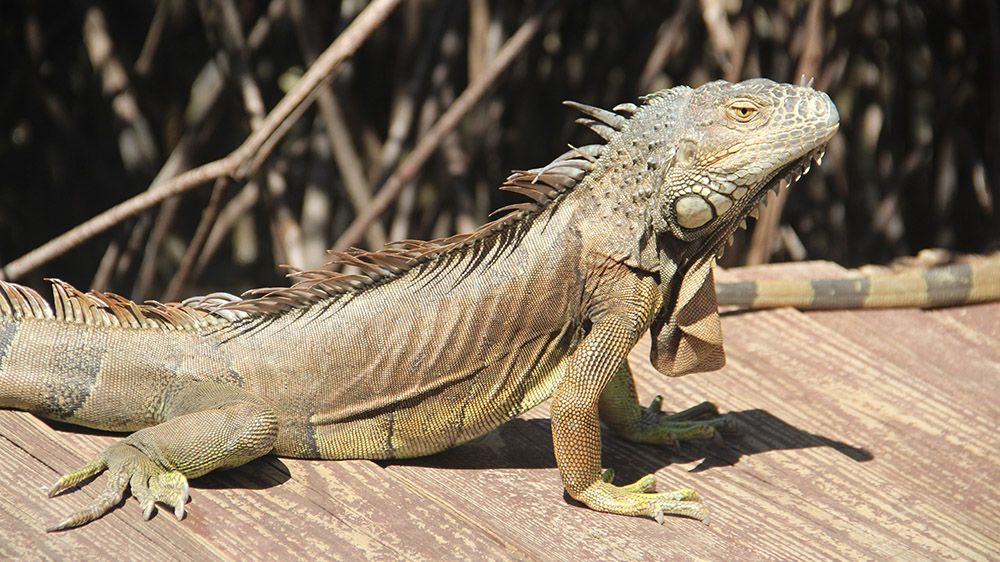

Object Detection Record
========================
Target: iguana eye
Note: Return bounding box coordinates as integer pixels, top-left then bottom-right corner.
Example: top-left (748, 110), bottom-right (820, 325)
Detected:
top-left (728, 101), bottom-right (759, 122)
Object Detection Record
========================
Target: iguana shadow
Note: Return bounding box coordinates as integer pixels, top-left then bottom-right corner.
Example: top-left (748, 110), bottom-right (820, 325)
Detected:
top-left (388, 408), bottom-right (872, 480)
top-left (44, 408), bottom-right (870, 493)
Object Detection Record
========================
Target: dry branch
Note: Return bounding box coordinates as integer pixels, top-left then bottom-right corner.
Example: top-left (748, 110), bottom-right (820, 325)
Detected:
top-left (332, 0), bottom-right (557, 252)
top-left (2, 0), bottom-right (402, 281)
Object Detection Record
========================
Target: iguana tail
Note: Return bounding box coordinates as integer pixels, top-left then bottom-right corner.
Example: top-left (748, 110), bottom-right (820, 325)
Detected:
top-left (0, 280), bottom-right (281, 531)
top-left (716, 254), bottom-right (1000, 310)
top-left (0, 279), bottom-right (233, 427)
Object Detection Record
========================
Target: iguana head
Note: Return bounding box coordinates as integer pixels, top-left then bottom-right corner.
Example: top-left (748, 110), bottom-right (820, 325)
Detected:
top-left (575, 78), bottom-right (839, 376)
top-left (637, 78), bottom-right (839, 257)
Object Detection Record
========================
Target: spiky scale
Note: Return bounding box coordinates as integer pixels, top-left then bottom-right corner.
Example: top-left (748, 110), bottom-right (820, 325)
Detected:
top-left (575, 118), bottom-right (617, 141)
top-left (563, 100), bottom-right (628, 130)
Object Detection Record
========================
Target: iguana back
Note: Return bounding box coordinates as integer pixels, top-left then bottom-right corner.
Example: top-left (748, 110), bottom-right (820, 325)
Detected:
top-left (224, 204), bottom-right (588, 460)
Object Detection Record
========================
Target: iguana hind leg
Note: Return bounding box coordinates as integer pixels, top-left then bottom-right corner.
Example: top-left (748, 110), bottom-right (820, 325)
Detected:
top-left (599, 362), bottom-right (738, 447)
top-left (47, 382), bottom-right (277, 531)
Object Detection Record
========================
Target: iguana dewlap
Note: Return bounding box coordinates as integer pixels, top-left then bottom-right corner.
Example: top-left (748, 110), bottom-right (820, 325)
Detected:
top-left (0, 78), bottom-right (841, 531)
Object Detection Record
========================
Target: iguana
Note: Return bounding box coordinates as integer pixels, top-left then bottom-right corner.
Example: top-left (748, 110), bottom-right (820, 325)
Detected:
top-left (0, 78), bottom-right (839, 531)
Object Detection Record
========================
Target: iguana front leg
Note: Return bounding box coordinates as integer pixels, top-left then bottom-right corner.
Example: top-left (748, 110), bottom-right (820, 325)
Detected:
top-left (549, 280), bottom-right (709, 523)
top-left (47, 382), bottom-right (277, 531)
top-left (599, 361), bottom-right (737, 446)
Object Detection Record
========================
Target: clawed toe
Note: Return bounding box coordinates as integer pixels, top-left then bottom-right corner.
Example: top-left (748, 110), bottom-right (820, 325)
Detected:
top-left (46, 479), bottom-right (127, 532)
top-left (45, 444), bottom-right (191, 532)
top-left (132, 469), bottom-right (190, 522)
top-left (663, 401), bottom-right (721, 421)
top-left (577, 477), bottom-right (709, 524)
top-left (47, 457), bottom-right (108, 498)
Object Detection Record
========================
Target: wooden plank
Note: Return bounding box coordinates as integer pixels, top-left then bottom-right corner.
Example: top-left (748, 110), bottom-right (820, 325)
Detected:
top-left (701, 261), bottom-right (1000, 559)
top-left (764, 306), bottom-right (1000, 544)
top-left (664, 309), bottom-right (998, 560)
top-left (2, 259), bottom-right (997, 559)
top-left (0, 412), bottom-right (223, 559)
top-left (0, 412), bottom-right (527, 560)
top-left (382, 422), bottom-right (746, 561)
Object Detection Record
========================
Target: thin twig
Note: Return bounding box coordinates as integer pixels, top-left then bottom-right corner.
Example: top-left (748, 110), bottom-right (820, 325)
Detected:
top-left (370, 1), bottom-right (452, 186)
top-left (390, 11), bottom-right (457, 242)
top-left (289, 0), bottom-right (387, 249)
top-left (196, 182), bottom-right (260, 278)
top-left (89, 228), bottom-right (126, 290)
top-left (699, 0), bottom-right (735, 77)
top-left (163, 179), bottom-right (230, 302)
top-left (301, 117), bottom-right (334, 262)
top-left (247, 0), bottom-right (287, 49)
top-left (725, 14), bottom-right (750, 82)
top-left (83, 7), bottom-right (159, 173)
top-left (639, 0), bottom-right (691, 92)
top-left (332, 1), bottom-right (556, 252)
top-left (135, 0), bottom-right (176, 77)
top-left (85, 5), bottom-right (164, 289)
top-left (468, 0), bottom-right (489, 82)
top-left (214, 0), bottom-right (306, 271)
top-left (130, 200), bottom-right (178, 299)
top-left (136, 1), bottom-right (287, 297)
top-left (212, 0), bottom-right (266, 128)
top-left (859, 147), bottom-right (930, 257)
top-left (264, 165), bottom-right (306, 269)
top-left (131, 86), bottom-right (226, 299)
top-left (171, 0), bottom-right (290, 282)
top-left (391, 93), bottom-right (441, 242)
top-left (3, 0), bottom-right (402, 281)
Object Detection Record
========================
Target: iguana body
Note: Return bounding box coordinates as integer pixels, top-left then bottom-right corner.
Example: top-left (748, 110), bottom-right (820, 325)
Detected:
top-left (0, 78), bottom-right (840, 530)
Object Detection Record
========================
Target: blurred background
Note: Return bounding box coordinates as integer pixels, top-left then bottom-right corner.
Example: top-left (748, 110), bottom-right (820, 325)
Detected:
top-left (0, 0), bottom-right (997, 300)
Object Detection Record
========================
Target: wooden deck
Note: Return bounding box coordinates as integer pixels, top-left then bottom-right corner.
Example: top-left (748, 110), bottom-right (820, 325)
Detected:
top-left (1, 261), bottom-right (998, 561)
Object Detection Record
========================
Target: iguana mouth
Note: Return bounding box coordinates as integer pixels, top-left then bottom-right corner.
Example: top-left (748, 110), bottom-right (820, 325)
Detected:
top-left (712, 143), bottom-right (829, 257)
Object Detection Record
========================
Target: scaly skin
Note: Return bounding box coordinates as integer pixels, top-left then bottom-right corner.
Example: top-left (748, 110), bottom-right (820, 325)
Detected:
top-left (715, 252), bottom-right (1000, 309)
top-left (0, 78), bottom-right (839, 530)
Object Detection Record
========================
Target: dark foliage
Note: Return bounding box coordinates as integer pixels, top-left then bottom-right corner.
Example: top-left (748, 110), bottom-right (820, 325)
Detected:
top-left (0, 0), bottom-right (996, 297)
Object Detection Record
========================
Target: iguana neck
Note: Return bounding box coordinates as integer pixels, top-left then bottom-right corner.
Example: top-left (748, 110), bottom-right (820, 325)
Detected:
top-left (567, 135), bottom-right (667, 275)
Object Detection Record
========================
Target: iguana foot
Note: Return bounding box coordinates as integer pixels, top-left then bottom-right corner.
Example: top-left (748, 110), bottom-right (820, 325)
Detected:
top-left (576, 476), bottom-right (708, 524)
top-left (612, 398), bottom-right (740, 447)
top-left (46, 443), bottom-right (189, 532)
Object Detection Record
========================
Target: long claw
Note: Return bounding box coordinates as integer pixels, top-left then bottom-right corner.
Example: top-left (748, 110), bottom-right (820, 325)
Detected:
top-left (613, 400), bottom-right (737, 449)
top-left (668, 488), bottom-right (701, 502)
top-left (174, 492), bottom-right (187, 520)
top-left (150, 471), bottom-right (189, 520)
top-left (620, 474), bottom-right (657, 494)
top-left (664, 401), bottom-right (720, 421)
